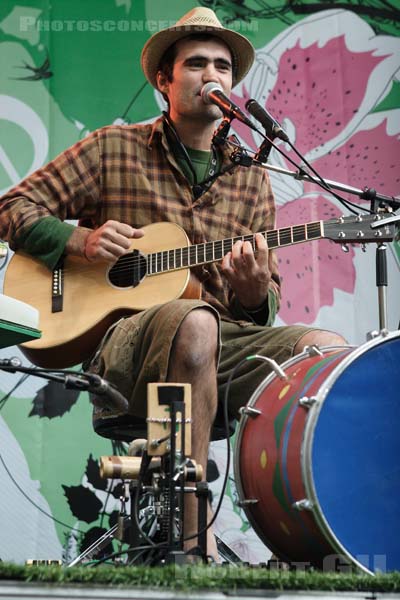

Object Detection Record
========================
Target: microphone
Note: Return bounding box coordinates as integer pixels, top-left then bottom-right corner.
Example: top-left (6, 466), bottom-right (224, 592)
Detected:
top-left (201, 83), bottom-right (258, 132)
top-left (245, 99), bottom-right (289, 142)
top-left (76, 373), bottom-right (129, 412)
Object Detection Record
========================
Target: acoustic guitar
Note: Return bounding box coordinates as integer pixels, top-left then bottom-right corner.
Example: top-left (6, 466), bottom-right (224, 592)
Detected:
top-left (4, 216), bottom-right (393, 368)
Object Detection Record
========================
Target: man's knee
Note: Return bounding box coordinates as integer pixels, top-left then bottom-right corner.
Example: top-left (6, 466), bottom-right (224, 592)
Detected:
top-left (294, 329), bottom-right (347, 355)
top-left (173, 308), bottom-right (219, 371)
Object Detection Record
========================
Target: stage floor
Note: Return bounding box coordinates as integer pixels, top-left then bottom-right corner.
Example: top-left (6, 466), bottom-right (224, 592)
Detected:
top-left (1, 582), bottom-right (400, 600)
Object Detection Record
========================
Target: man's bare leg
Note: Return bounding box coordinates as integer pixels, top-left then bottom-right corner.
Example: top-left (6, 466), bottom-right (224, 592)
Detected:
top-left (294, 330), bottom-right (347, 354)
top-left (167, 308), bottom-right (219, 561)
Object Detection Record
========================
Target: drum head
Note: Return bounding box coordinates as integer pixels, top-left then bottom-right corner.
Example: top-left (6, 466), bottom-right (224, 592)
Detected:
top-left (308, 333), bottom-right (400, 572)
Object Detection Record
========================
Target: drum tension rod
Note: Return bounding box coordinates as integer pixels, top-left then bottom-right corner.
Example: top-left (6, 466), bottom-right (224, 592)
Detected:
top-left (247, 355), bottom-right (289, 380)
top-left (304, 345), bottom-right (323, 357)
top-left (298, 396), bottom-right (318, 408)
top-left (239, 406), bottom-right (261, 418)
top-left (292, 499), bottom-right (313, 511)
top-left (238, 498), bottom-right (259, 507)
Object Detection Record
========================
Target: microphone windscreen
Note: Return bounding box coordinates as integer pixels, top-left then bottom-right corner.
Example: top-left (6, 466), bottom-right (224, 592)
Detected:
top-left (201, 82), bottom-right (223, 104)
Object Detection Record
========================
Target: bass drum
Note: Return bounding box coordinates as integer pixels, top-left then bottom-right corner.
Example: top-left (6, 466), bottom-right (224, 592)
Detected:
top-left (234, 332), bottom-right (400, 573)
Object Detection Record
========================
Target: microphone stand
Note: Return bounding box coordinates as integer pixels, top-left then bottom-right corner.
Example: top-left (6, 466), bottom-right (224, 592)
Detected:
top-left (223, 102), bottom-right (399, 332)
top-left (0, 359), bottom-right (129, 412)
top-left (257, 161), bottom-right (400, 210)
top-left (212, 117), bottom-right (232, 146)
top-left (253, 157), bottom-right (400, 333)
top-left (210, 103), bottom-right (399, 331)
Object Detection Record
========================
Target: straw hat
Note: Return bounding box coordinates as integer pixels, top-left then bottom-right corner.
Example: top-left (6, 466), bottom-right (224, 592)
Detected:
top-left (141, 7), bottom-right (255, 88)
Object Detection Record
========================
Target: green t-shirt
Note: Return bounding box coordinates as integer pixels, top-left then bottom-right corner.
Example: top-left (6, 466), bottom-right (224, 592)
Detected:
top-left (184, 146), bottom-right (213, 184)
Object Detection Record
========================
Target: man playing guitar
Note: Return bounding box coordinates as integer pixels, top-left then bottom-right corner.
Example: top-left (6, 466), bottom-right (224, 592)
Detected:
top-left (0, 8), bottom-right (346, 561)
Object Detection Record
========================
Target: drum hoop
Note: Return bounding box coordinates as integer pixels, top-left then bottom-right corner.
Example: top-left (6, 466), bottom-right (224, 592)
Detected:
top-left (302, 330), bottom-right (400, 574)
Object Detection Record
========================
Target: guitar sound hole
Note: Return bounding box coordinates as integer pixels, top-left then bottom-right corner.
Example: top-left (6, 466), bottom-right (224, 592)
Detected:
top-left (108, 250), bottom-right (147, 288)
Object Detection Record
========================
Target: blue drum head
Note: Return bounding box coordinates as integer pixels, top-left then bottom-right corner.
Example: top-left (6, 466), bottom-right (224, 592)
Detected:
top-left (310, 333), bottom-right (400, 573)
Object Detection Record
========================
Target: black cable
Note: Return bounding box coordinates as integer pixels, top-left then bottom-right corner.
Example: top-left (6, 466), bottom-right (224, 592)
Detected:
top-left (98, 485), bottom-right (114, 529)
top-left (131, 454), bottom-right (170, 550)
top-left (0, 362), bottom-right (89, 535)
top-left (287, 139), bottom-right (372, 215)
top-left (0, 450), bottom-right (83, 533)
top-left (228, 136), bottom-right (369, 216)
top-left (126, 547), bottom-right (152, 566)
top-left (0, 372), bottom-right (30, 411)
top-left (138, 545), bottom-right (167, 567)
top-left (121, 81), bottom-right (148, 121)
top-left (0, 362), bottom-right (165, 559)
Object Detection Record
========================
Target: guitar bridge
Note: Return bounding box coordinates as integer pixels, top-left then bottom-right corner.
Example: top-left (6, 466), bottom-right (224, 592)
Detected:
top-left (52, 260), bottom-right (64, 313)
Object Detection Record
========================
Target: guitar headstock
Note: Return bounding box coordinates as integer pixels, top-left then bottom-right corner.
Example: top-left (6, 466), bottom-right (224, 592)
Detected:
top-left (324, 214), bottom-right (395, 244)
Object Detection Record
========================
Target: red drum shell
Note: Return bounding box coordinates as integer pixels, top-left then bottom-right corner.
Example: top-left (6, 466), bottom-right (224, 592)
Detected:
top-left (234, 346), bottom-right (353, 568)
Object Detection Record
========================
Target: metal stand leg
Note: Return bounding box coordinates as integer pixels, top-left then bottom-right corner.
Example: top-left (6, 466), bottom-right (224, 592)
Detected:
top-left (376, 243), bottom-right (388, 331)
top-left (162, 395), bottom-right (189, 565)
top-left (196, 481), bottom-right (209, 560)
top-left (67, 517), bottom-right (130, 567)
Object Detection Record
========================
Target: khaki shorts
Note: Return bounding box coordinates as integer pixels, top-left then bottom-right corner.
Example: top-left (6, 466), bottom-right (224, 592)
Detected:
top-left (90, 299), bottom-right (314, 423)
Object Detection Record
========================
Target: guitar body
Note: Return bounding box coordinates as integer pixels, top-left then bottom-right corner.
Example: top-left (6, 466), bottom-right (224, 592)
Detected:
top-left (4, 222), bottom-right (200, 368)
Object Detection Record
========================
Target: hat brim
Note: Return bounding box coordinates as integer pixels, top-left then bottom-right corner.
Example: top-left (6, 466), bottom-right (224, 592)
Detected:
top-left (141, 25), bottom-right (255, 89)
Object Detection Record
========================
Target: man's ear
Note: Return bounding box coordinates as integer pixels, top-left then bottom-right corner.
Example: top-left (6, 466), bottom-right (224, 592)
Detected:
top-left (156, 71), bottom-right (169, 95)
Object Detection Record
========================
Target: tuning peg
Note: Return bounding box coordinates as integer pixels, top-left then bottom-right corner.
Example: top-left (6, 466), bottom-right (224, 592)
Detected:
top-left (341, 244), bottom-right (349, 253)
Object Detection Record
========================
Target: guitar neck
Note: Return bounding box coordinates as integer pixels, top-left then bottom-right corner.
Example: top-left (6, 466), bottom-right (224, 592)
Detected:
top-left (147, 220), bottom-right (324, 275)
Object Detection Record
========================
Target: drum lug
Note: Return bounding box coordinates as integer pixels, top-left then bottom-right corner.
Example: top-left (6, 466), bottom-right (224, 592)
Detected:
top-left (239, 406), bottom-right (262, 418)
top-left (237, 498), bottom-right (259, 507)
top-left (292, 499), bottom-right (313, 511)
top-left (367, 328), bottom-right (389, 340)
top-left (298, 395), bottom-right (318, 408)
top-left (304, 344), bottom-right (323, 357)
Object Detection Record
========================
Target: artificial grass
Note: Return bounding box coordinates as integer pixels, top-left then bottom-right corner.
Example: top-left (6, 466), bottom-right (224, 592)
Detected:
top-left (0, 562), bottom-right (400, 593)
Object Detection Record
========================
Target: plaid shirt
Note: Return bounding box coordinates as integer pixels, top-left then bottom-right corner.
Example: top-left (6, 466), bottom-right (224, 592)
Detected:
top-left (0, 117), bottom-right (280, 321)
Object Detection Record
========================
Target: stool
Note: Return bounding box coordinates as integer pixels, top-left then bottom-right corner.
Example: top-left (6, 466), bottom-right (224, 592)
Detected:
top-left (93, 401), bottom-right (236, 443)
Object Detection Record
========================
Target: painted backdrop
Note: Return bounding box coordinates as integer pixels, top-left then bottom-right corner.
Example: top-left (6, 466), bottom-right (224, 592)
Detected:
top-left (0, 0), bottom-right (399, 564)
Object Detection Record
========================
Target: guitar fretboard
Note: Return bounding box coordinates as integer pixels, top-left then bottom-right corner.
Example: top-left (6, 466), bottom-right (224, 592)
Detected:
top-left (147, 221), bottom-right (323, 275)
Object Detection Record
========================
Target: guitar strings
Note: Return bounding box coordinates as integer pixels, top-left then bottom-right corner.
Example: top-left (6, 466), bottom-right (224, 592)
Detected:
top-left (11, 222), bottom-right (324, 283)
top-left (7, 221), bottom-right (332, 297)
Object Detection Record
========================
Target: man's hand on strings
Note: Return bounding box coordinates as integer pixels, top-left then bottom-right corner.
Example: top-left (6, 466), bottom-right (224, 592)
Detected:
top-left (83, 220), bottom-right (144, 262)
top-left (221, 233), bottom-right (271, 310)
